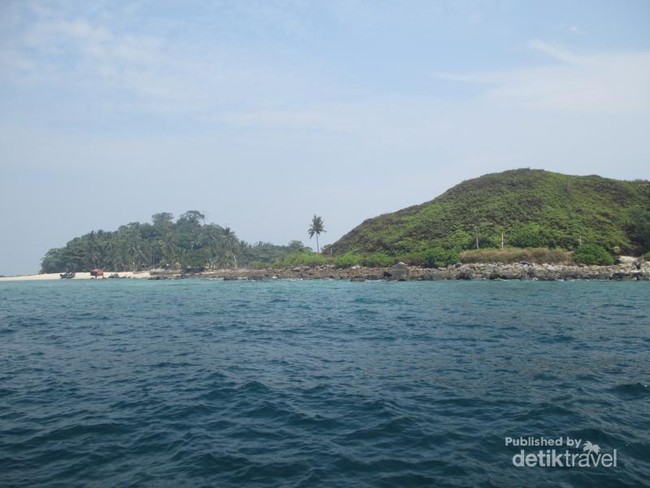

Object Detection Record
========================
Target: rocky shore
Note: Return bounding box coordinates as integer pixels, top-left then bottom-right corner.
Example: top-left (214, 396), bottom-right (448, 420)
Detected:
top-left (150, 258), bottom-right (650, 282)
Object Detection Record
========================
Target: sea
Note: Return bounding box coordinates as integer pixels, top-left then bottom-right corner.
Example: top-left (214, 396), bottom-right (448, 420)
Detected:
top-left (0, 279), bottom-right (648, 487)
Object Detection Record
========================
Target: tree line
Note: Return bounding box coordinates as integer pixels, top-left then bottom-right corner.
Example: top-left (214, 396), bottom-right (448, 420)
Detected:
top-left (41, 211), bottom-right (311, 273)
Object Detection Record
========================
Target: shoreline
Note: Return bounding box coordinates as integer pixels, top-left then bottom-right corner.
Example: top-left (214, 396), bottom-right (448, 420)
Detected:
top-left (2, 260), bottom-right (649, 283)
top-left (0, 271), bottom-right (152, 282)
top-left (151, 260), bottom-right (650, 281)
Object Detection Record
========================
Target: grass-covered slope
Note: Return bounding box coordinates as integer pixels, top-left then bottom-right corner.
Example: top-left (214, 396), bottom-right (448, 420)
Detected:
top-left (331, 169), bottom-right (650, 256)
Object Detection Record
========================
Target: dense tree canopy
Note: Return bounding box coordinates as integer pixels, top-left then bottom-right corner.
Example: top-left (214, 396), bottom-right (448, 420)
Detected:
top-left (41, 211), bottom-right (309, 273)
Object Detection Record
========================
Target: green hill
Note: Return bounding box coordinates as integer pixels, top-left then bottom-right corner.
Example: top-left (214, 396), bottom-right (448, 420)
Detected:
top-left (331, 169), bottom-right (650, 257)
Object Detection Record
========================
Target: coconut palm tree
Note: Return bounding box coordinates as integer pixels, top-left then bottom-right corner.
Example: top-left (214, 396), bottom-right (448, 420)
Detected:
top-left (582, 441), bottom-right (600, 461)
top-left (221, 227), bottom-right (240, 268)
top-left (308, 215), bottom-right (325, 253)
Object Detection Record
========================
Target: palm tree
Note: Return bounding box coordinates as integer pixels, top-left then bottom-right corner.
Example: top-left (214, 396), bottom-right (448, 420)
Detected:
top-left (582, 441), bottom-right (600, 461)
top-left (308, 215), bottom-right (325, 253)
top-left (221, 227), bottom-right (240, 268)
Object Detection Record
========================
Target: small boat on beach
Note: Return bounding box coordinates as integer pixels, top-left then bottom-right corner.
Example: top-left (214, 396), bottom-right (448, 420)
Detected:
top-left (59, 272), bottom-right (75, 279)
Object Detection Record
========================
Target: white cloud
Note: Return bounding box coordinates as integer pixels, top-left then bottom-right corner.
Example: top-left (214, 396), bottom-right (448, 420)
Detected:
top-left (0, 12), bottom-right (315, 116)
top-left (435, 40), bottom-right (650, 112)
top-left (527, 39), bottom-right (583, 64)
top-left (566, 25), bottom-right (586, 35)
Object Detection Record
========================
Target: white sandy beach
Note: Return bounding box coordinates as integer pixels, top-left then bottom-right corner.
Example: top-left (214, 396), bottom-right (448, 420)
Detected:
top-left (0, 271), bottom-right (152, 282)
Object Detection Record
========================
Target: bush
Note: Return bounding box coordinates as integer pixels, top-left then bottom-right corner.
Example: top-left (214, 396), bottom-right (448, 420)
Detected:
top-left (509, 223), bottom-right (552, 248)
top-left (396, 253), bottom-right (424, 267)
top-left (335, 253), bottom-right (362, 269)
top-left (422, 247), bottom-right (459, 268)
top-left (278, 252), bottom-right (329, 268)
top-left (573, 244), bottom-right (615, 266)
top-left (460, 247), bottom-right (570, 264)
top-left (360, 253), bottom-right (396, 268)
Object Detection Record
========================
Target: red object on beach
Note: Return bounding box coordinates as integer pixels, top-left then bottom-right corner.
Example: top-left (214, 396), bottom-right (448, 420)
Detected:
top-left (90, 268), bottom-right (104, 278)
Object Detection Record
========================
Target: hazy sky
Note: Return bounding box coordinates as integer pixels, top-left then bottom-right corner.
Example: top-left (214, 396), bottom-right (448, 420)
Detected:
top-left (1, 0), bottom-right (649, 275)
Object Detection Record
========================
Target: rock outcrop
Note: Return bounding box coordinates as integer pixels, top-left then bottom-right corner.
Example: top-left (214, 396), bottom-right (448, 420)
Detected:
top-left (148, 258), bottom-right (650, 281)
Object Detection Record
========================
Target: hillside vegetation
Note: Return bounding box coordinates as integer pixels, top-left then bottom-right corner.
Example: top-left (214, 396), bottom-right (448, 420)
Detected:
top-left (41, 170), bottom-right (650, 273)
top-left (41, 211), bottom-right (310, 273)
top-left (331, 169), bottom-right (650, 257)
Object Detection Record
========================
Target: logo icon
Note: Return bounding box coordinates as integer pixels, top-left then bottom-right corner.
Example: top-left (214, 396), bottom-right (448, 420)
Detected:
top-left (582, 441), bottom-right (600, 459)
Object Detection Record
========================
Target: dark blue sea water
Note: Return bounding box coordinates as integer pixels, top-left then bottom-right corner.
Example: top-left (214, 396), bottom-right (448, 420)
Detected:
top-left (0, 280), bottom-right (648, 487)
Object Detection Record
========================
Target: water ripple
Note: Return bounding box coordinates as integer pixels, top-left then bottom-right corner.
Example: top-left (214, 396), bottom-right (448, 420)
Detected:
top-left (0, 280), bottom-right (648, 487)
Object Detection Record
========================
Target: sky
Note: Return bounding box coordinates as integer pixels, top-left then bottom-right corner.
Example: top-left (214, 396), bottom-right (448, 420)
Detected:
top-left (1, 0), bottom-right (649, 275)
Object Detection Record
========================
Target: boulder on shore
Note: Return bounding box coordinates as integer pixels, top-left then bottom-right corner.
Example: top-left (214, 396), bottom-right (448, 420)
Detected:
top-left (384, 262), bottom-right (409, 281)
